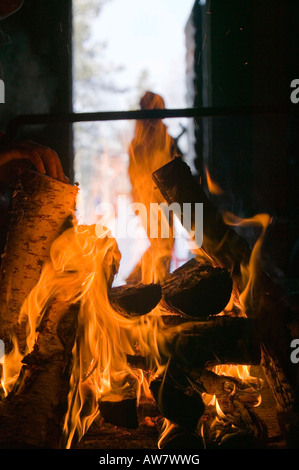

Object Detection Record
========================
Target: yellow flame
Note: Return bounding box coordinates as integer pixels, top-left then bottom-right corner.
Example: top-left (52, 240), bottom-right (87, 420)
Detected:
top-left (157, 419), bottom-right (175, 449)
top-left (0, 337), bottom-right (23, 397)
top-left (198, 168), bottom-right (270, 433)
top-left (222, 211), bottom-right (271, 312)
top-left (205, 167), bottom-right (224, 195)
top-left (127, 92), bottom-right (178, 284)
top-left (0, 140), bottom-right (271, 448)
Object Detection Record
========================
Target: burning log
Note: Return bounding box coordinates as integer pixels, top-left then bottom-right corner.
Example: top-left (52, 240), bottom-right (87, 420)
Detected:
top-left (150, 377), bottom-right (205, 431)
top-left (260, 344), bottom-right (295, 416)
top-left (152, 157), bottom-right (251, 282)
top-left (0, 169), bottom-right (78, 352)
top-left (0, 296), bottom-right (79, 449)
top-left (128, 317), bottom-right (260, 374)
top-left (192, 368), bottom-right (262, 408)
top-left (152, 157), bottom-right (297, 437)
top-left (109, 259), bottom-right (232, 320)
top-left (171, 316), bottom-right (261, 370)
top-left (127, 317), bottom-right (260, 375)
top-left (109, 283), bottom-right (162, 317)
top-left (161, 258), bottom-right (233, 319)
top-left (0, 223), bottom-right (123, 449)
top-left (98, 398), bottom-right (139, 429)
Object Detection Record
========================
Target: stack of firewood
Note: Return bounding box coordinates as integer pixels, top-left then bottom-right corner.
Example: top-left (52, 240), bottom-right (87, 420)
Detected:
top-left (0, 160), bottom-right (297, 449)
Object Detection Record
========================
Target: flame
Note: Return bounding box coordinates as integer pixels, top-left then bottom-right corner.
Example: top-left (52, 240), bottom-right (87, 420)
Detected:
top-left (1, 93), bottom-right (178, 446)
top-left (222, 211), bottom-right (271, 313)
top-left (0, 337), bottom-right (23, 397)
top-left (0, 112), bottom-right (272, 449)
top-left (127, 91), bottom-right (179, 284)
top-left (157, 419), bottom-right (176, 449)
top-left (205, 167), bottom-right (224, 195)
top-left (6, 222), bottom-right (170, 447)
top-left (195, 170), bottom-right (270, 443)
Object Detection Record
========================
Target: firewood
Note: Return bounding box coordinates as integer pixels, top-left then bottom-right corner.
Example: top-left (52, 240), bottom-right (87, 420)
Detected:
top-left (161, 258), bottom-right (232, 318)
top-left (128, 355), bottom-right (260, 408)
top-left (0, 223), bottom-right (122, 449)
top-left (191, 368), bottom-right (262, 407)
top-left (152, 158), bottom-right (297, 427)
top-left (0, 170), bottom-right (78, 352)
top-left (110, 260), bottom-right (232, 319)
top-left (109, 283), bottom-right (162, 317)
top-left (98, 398), bottom-right (139, 429)
top-left (98, 373), bottom-right (140, 430)
top-left (0, 296), bottom-right (79, 449)
top-left (171, 316), bottom-right (261, 370)
top-left (260, 344), bottom-right (295, 415)
top-left (127, 316), bottom-right (260, 374)
top-left (150, 377), bottom-right (205, 431)
top-left (152, 157), bottom-right (251, 281)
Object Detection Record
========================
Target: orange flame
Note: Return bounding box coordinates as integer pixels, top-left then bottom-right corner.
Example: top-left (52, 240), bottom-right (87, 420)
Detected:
top-left (0, 337), bottom-right (23, 397)
top-left (127, 91), bottom-right (179, 284)
top-left (205, 167), bottom-right (224, 195)
top-left (222, 211), bottom-right (271, 313)
top-left (198, 171), bottom-right (270, 438)
top-left (0, 117), bottom-right (272, 448)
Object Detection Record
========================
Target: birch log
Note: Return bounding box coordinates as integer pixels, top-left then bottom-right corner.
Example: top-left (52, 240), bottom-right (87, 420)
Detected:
top-left (0, 170), bottom-right (78, 352)
top-left (0, 295), bottom-right (79, 449)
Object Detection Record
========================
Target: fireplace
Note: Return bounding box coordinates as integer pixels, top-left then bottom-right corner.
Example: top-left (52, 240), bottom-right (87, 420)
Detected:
top-left (0, 101), bottom-right (298, 451)
top-left (0, 0), bottom-right (298, 455)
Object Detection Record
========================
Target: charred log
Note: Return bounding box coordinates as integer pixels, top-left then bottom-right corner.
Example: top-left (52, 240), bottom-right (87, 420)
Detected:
top-left (110, 259), bottom-right (232, 320)
top-left (152, 157), bottom-right (297, 429)
top-left (128, 317), bottom-right (260, 373)
top-left (171, 316), bottom-right (261, 371)
top-left (109, 283), bottom-right (162, 317)
top-left (150, 377), bottom-right (205, 431)
top-left (191, 368), bottom-right (262, 408)
top-left (161, 258), bottom-right (232, 319)
top-left (152, 157), bottom-right (251, 281)
top-left (98, 398), bottom-right (138, 429)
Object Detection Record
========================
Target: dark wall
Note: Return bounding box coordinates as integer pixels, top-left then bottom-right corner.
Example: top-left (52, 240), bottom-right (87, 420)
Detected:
top-left (185, 0), bottom-right (299, 277)
top-left (0, 0), bottom-right (73, 179)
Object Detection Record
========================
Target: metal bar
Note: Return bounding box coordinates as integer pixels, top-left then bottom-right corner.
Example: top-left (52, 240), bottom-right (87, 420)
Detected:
top-left (5, 105), bottom-right (298, 141)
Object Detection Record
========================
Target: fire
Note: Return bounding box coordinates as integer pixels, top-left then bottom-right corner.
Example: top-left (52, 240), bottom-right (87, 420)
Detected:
top-left (0, 337), bottom-right (23, 397)
top-left (157, 419), bottom-right (176, 449)
top-left (0, 97), bottom-right (272, 449)
top-left (205, 167), bottom-right (224, 196)
top-left (0, 221), bottom-right (169, 448)
top-left (127, 91), bottom-right (179, 284)
top-left (222, 211), bottom-right (272, 313)
top-left (195, 173), bottom-right (271, 446)
top-left (61, 92), bottom-right (181, 445)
